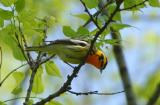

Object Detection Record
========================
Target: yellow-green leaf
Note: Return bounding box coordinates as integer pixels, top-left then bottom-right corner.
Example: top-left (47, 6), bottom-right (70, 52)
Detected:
top-left (72, 13), bottom-right (89, 21)
top-left (124, 0), bottom-right (145, 11)
top-left (12, 72), bottom-right (25, 85)
top-left (45, 16), bottom-right (56, 27)
top-left (0, 18), bottom-right (4, 27)
top-left (28, 99), bottom-right (34, 105)
top-left (149, 0), bottom-right (160, 7)
top-left (110, 23), bottom-right (131, 31)
top-left (0, 25), bottom-right (26, 61)
top-left (32, 66), bottom-right (44, 94)
top-left (45, 61), bottom-right (61, 77)
top-left (107, 4), bottom-right (121, 21)
top-left (104, 39), bottom-right (120, 45)
top-left (11, 86), bottom-right (22, 95)
top-left (83, 0), bottom-right (98, 9)
top-left (0, 101), bottom-right (6, 105)
top-left (12, 72), bottom-right (24, 95)
top-left (0, 0), bottom-right (16, 7)
top-left (63, 26), bottom-right (76, 37)
top-left (45, 100), bottom-right (62, 105)
top-left (0, 8), bottom-right (14, 20)
top-left (77, 26), bottom-right (89, 36)
top-left (15, 0), bottom-right (25, 12)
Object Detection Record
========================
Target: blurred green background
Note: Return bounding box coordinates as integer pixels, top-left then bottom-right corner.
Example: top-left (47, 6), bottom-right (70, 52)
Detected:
top-left (0, 0), bottom-right (160, 105)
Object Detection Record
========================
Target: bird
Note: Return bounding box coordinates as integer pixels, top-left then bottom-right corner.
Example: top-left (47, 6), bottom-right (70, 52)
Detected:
top-left (26, 39), bottom-right (108, 72)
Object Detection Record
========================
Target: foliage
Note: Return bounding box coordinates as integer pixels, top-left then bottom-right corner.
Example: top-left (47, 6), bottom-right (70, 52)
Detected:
top-left (0, 0), bottom-right (160, 105)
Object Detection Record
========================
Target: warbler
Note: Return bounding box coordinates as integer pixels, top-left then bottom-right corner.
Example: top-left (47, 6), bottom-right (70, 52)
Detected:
top-left (26, 39), bottom-right (108, 72)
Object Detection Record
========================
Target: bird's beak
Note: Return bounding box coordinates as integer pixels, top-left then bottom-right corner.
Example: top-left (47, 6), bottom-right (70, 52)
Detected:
top-left (100, 69), bottom-right (103, 74)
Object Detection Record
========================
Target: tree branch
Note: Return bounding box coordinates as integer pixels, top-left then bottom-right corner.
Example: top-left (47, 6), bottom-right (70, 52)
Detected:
top-left (24, 16), bottom-right (51, 105)
top-left (23, 64), bottom-right (39, 105)
top-left (111, 29), bottom-right (137, 105)
top-left (67, 90), bottom-right (125, 96)
top-left (146, 83), bottom-right (160, 105)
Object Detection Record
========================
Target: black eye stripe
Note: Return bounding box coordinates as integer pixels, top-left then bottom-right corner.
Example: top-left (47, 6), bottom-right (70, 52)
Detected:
top-left (99, 54), bottom-right (104, 61)
top-left (101, 57), bottom-right (108, 70)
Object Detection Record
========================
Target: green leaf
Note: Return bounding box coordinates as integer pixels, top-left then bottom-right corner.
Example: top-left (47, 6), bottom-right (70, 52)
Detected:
top-left (0, 25), bottom-right (25, 61)
top-left (72, 13), bottom-right (89, 21)
top-left (110, 23), bottom-right (131, 31)
top-left (77, 26), bottom-right (89, 36)
top-left (124, 0), bottom-right (145, 11)
top-left (32, 66), bottom-right (44, 94)
top-left (45, 100), bottom-right (62, 105)
top-left (107, 4), bottom-right (121, 21)
top-left (0, 8), bottom-right (14, 20)
top-left (149, 0), bottom-right (160, 7)
top-left (0, 101), bottom-right (6, 105)
top-left (15, 0), bottom-right (25, 12)
top-left (12, 72), bottom-right (25, 85)
top-left (45, 61), bottom-right (61, 77)
top-left (0, 0), bottom-right (16, 7)
top-left (83, 0), bottom-right (98, 9)
top-left (124, 0), bottom-right (137, 10)
top-left (11, 86), bottom-right (22, 95)
top-left (28, 99), bottom-right (34, 105)
top-left (135, 70), bottom-right (160, 101)
top-left (104, 39), bottom-right (120, 45)
top-left (63, 26), bottom-right (76, 37)
top-left (12, 72), bottom-right (24, 95)
top-left (136, 0), bottom-right (146, 8)
top-left (93, 27), bottom-right (110, 38)
top-left (33, 28), bottom-right (44, 33)
top-left (0, 18), bottom-right (4, 27)
top-left (45, 16), bottom-right (56, 27)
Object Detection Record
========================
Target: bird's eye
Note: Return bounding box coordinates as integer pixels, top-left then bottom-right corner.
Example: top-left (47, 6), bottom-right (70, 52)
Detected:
top-left (99, 54), bottom-right (104, 62)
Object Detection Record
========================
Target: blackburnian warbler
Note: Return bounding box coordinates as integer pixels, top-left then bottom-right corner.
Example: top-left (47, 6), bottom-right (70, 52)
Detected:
top-left (26, 39), bottom-right (108, 72)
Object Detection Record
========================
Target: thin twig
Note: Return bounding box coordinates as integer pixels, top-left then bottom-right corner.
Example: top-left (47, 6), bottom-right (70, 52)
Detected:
top-left (17, 17), bottom-right (33, 63)
top-left (0, 54), bottom-right (52, 87)
top-left (83, 0), bottom-right (148, 27)
top-left (1, 64), bottom-right (27, 84)
top-left (67, 90), bottom-right (125, 96)
top-left (83, 1), bottom-right (113, 27)
top-left (3, 96), bottom-right (42, 103)
top-left (64, 62), bottom-right (75, 69)
top-left (39, 54), bottom-right (55, 65)
top-left (120, 0), bottom-right (148, 11)
top-left (14, 33), bottom-right (29, 63)
top-left (80, 0), bottom-right (101, 29)
top-left (0, 63), bottom-right (28, 86)
top-left (146, 83), bottom-right (160, 105)
top-left (36, 18), bottom-right (49, 62)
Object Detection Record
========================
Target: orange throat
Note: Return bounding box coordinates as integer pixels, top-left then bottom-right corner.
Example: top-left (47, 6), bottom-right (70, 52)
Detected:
top-left (86, 54), bottom-right (101, 69)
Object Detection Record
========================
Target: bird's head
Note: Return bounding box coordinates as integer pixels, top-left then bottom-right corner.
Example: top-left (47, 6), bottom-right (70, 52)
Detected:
top-left (86, 50), bottom-right (108, 73)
